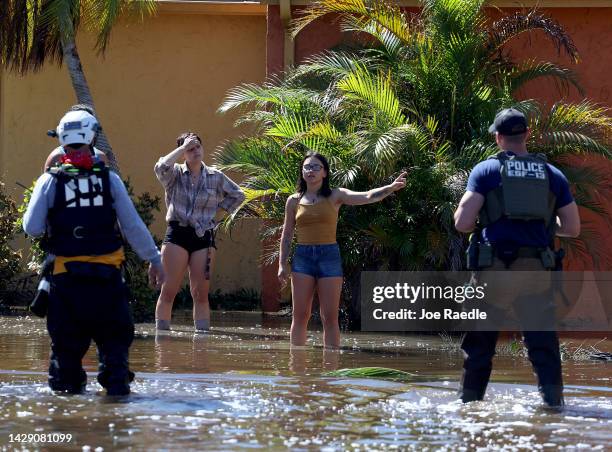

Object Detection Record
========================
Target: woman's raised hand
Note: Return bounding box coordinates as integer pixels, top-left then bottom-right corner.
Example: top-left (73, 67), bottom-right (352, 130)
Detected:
top-left (182, 134), bottom-right (199, 152)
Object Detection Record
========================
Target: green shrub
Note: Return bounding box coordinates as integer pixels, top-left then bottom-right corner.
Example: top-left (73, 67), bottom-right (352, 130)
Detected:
top-left (174, 286), bottom-right (261, 312)
top-left (122, 178), bottom-right (162, 322)
top-left (15, 180), bottom-right (45, 273)
top-left (0, 180), bottom-right (22, 303)
top-left (210, 288), bottom-right (260, 311)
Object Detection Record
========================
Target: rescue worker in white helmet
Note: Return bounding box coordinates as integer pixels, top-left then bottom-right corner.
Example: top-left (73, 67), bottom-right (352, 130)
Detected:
top-left (44, 104), bottom-right (108, 171)
top-left (454, 108), bottom-right (581, 409)
top-left (23, 109), bottom-right (165, 396)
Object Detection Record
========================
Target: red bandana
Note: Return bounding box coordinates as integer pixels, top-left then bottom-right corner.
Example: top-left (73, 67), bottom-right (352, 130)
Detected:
top-left (61, 149), bottom-right (94, 170)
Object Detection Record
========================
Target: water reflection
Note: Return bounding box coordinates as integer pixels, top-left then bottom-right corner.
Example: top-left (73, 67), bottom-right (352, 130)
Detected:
top-left (289, 346), bottom-right (340, 374)
top-left (0, 316), bottom-right (610, 450)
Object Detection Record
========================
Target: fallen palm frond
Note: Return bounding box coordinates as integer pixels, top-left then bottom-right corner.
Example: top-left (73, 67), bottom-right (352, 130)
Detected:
top-left (323, 366), bottom-right (416, 381)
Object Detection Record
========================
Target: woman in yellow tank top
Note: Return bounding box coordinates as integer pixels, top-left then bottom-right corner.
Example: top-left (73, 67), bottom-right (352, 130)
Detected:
top-left (278, 152), bottom-right (407, 348)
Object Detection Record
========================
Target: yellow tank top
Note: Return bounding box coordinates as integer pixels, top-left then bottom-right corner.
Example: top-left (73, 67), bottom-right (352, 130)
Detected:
top-left (295, 197), bottom-right (338, 244)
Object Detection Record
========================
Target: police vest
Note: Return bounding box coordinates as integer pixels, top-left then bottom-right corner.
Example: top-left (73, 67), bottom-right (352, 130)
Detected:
top-left (47, 163), bottom-right (123, 257)
top-left (479, 152), bottom-right (556, 228)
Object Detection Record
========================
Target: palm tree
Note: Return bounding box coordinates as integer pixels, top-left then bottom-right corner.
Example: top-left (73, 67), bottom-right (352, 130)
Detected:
top-left (220, 0), bottom-right (610, 256)
top-left (216, 0), bottom-right (611, 322)
top-left (0, 0), bottom-right (157, 172)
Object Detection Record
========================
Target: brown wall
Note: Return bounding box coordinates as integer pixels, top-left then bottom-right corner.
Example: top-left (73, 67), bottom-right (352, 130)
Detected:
top-left (499, 7), bottom-right (612, 106)
top-left (0, 10), bottom-right (267, 293)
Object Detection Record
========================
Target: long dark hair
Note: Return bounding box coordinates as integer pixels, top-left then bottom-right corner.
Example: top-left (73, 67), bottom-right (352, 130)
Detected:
top-left (297, 152), bottom-right (332, 198)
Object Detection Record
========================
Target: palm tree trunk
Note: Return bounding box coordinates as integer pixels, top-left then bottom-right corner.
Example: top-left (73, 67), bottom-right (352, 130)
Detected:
top-left (60, 35), bottom-right (121, 174)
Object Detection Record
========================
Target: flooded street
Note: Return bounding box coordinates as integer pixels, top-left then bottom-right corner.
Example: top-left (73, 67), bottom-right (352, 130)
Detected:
top-left (0, 315), bottom-right (611, 450)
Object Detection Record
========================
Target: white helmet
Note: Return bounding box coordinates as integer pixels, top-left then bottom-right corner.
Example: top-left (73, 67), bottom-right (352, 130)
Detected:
top-left (56, 110), bottom-right (99, 146)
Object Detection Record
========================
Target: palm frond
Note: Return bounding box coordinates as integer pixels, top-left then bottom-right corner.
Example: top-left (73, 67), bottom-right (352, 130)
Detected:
top-left (553, 160), bottom-right (612, 222)
top-left (288, 51), bottom-right (366, 83)
top-left (266, 114), bottom-right (310, 140)
top-left (511, 98), bottom-right (542, 118)
top-left (533, 102), bottom-right (612, 157)
top-left (353, 122), bottom-right (424, 175)
top-left (233, 110), bottom-right (277, 129)
top-left (423, 0), bottom-right (487, 40)
top-left (323, 366), bottom-right (416, 381)
top-left (509, 60), bottom-right (582, 97)
top-left (556, 161), bottom-right (610, 189)
top-left (1, 0), bottom-right (156, 73)
top-left (0, 0), bottom-right (65, 73)
top-left (488, 10), bottom-right (579, 63)
top-left (218, 84), bottom-right (319, 114)
top-left (341, 15), bottom-right (404, 62)
top-left (337, 66), bottom-right (405, 126)
top-left (40, 0), bottom-right (75, 38)
top-left (84, 0), bottom-right (157, 53)
top-left (292, 0), bottom-right (413, 44)
top-left (560, 219), bottom-right (612, 270)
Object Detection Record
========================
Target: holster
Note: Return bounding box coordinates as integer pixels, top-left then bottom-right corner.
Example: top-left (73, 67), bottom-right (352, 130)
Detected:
top-left (466, 233), bottom-right (494, 270)
top-left (540, 248), bottom-right (556, 270)
top-left (29, 259), bottom-right (54, 318)
top-left (553, 248), bottom-right (565, 271)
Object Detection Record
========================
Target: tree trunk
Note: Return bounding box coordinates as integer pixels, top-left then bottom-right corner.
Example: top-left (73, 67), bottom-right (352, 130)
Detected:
top-left (60, 35), bottom-right (121, 175)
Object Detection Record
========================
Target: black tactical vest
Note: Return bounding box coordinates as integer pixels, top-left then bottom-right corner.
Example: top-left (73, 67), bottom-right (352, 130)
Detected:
top-left (47, 163), bottom-right (123, 257)
top-left (479, 152), bottom-right (557, 228)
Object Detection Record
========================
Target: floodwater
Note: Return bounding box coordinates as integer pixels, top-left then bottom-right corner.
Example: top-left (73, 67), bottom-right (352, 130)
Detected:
top-left (0, 315), bottom-right (611, 451)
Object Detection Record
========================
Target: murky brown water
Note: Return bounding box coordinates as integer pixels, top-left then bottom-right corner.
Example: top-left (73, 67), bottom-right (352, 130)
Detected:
top-left (0, 315), bottom-right (611, 451)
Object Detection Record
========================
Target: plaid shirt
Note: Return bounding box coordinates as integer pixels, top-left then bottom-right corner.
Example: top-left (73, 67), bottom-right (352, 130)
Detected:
top-left (154, 161), bottom-right (245, 237)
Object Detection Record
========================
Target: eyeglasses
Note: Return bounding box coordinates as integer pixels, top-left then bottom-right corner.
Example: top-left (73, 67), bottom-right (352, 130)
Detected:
top-left (302, 163), bottom-right (323, 172)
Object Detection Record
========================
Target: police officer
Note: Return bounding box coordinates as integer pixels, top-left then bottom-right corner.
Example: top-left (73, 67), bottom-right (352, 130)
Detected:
top-left (453, 108), bottom-right (581, 408)
top-left (23, 110), bottom-right (165, 396)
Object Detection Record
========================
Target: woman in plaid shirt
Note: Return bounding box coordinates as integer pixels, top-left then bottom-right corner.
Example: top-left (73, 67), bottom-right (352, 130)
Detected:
top-left (154, 132), bottom-right (245, 331)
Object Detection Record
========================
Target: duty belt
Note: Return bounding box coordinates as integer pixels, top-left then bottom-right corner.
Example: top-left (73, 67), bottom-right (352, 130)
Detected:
top-left (513, 247), bottom-right (542, 259)
top-left (495, 245), bottom-right (556, 269)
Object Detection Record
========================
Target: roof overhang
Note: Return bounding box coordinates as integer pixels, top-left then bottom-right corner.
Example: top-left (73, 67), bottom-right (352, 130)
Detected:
top-left (261, 0), bottom-right (612, 7)
top-left (157, 0), bottom-right (266, 15)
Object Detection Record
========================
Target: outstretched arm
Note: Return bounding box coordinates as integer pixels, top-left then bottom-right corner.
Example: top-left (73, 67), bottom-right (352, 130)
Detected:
top-left (278, 196), bottom-right (298, 284)
top-left (335, 172), bottom-right (407, 206)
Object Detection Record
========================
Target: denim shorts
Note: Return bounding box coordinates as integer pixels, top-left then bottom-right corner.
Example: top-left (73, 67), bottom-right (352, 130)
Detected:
top-left (291, 243), bottom-right (343, 279)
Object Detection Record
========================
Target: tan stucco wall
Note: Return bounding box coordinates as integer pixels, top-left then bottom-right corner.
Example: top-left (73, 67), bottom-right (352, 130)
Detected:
top-left (0, 11), bottom-right (266, 293)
